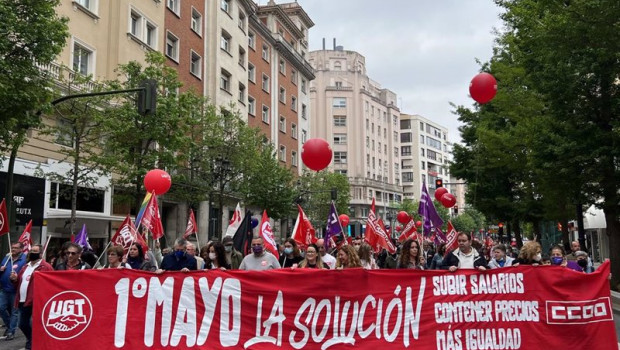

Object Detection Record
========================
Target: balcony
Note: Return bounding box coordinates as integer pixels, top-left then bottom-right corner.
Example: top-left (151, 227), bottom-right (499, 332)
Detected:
top-left (37, 61), bottom-right (99, 92)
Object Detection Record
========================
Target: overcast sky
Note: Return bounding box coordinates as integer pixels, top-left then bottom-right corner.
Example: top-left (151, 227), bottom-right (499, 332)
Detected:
top-left (271, 0), bottom-right (504, 144)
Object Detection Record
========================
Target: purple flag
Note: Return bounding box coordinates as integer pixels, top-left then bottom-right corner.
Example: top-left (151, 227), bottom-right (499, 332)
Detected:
top-left (324, 202), bottom-right (345, 249)
top-left (418, 182), bottom-right (444, 237)
top-left (75, 224), bottom-right (93, 251)
top-left (434, 226), bottom-right (447, 246)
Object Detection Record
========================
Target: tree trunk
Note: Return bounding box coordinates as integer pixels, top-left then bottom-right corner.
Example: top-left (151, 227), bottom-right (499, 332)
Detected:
top-left (70, 134), bottom-right (80, 236)
top-left (576, 203), bottom-right (586, 252)
top-left (0, 133), bottom-right (23, 255)
top-left (513, 220), bottom-right (523, 249)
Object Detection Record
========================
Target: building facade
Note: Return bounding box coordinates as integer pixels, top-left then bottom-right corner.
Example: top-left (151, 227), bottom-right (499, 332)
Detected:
top-left (308, 45), bottom-right (402, 236)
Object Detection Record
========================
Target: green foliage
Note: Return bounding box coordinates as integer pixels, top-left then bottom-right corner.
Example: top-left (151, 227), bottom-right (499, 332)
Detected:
top-left (452, 209), bottom-right (487, 233)
top-left (295, 171), bottom-right (351, 226)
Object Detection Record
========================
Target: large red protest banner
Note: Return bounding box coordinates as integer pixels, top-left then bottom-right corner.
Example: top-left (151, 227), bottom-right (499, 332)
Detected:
top-left (33, 262), bottom-right (617, 349)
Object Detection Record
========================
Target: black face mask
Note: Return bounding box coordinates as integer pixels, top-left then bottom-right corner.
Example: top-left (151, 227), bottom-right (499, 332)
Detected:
top-left (577, 259), bottom-right (588, 268)
top-left (29, 252), bottom-right (40, 261)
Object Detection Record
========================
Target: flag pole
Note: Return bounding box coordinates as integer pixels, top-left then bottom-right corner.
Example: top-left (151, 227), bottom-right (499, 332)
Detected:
top-left (93, 240), bottom-right (112, 268)
top-left (7, 231), bottom-right (14, 267)
top-left (41, 235), bottom-right (51, 261)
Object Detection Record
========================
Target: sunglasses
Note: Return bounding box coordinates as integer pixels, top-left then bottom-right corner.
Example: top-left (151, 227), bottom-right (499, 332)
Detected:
top-left (66, 251), bottom-right (78, 256)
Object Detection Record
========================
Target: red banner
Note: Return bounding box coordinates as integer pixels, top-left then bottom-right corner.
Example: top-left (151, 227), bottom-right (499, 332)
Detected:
top-left (33, 262), bottom-right (617, 349)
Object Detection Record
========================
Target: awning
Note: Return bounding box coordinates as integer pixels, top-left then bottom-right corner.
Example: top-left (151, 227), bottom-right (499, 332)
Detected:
top-left (583, 205), bottom-right (606, 230)
top-left (46, 210), bottom-right (127, 222)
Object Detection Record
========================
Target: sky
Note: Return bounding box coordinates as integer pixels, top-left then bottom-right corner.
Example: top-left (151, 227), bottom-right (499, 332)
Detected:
top-left (271, 0), bottom-right (505, 144)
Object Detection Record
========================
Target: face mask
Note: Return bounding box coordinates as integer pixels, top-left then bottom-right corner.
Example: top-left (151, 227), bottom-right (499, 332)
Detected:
top-left (252, 245), bottom-right (263, 255)
top-left (284, 247), bottom-right (293, 255)
top-left (29, 252), bottom-right (40, 261)
top-left (209, 253), bottom-right (217, 260)
top-left (354, 245), bottom-right (360, 252)
top-left (577, 259), bottom-right (588, 268)
top-left (225, 246), bottom-right (233, 253)
top-left (551, 256), bottom-right (563, 265)
top-left (175, 250), bottom-right (185, 259)
top-left (535, 253), bottom-right (542, 261)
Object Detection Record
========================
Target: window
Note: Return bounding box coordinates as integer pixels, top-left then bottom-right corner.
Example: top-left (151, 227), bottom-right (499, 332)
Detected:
top-left (334, 134), bottom-right (347, 144)
top-left (301, 104), bottom-right (307, 119)
top-left (130, 10), bottom-right (157, 49)
top-left (335, 81), bottom-right (342, 88)
top-left (72, 42), bottom-right (93, 75)
top-left (420, 135), bottom-right (425, 144)
top-left (246, 64), bottom-right (255, 83)
top-left (401, 146), bottom-right (412, 156)
top-left (146, 23), bottom-right (156, 47)
top-left (221, 0), bottom-right (230, 13)
top-left (301, 129), bottom-right (307, 143)
top-left (238, 83), bottom-right (246, 103)
top-left (400, 119), bottom-right (411, 130)
top-left (166, 32), bottom-right (179, 61)
top-left (333, 61), bottom-right (342, 70)
top-left (279, 87), bottom-right (286, 103)
top-left (220, 69), bottom-right (231, 92)
top-left (366, 137), bottom-right (369, 147)
top-left (279, 145), bottom-right (286, 162)
top-left (333, 116), bottom-right (346, 127)
top-left (291, 151), bottom-right (298, 167)
top-left (238, 12), bottom-right (246, 31)
top-left (421, 148), bottom-right (425, 157)
top-left (332, 97), bottom-right (346, 108)
top-left (167, 0), bottom-right (179, 15)
top-left (301, 79), bottom-right (307, 93)
top-left (190, 51), bottom-right (201, 77)
top-left (262, 44), bottom-right (269, 61)
top-left (279, 116), bottom-right (286, 133)
top-left (291, 123), bottom-right (298, 139)
top-left (55, 118), bottom-right (74, 147)
top-left (248, 32), bottom-right (255, 49)
top-left (421, 161), bottom-right (426, 170)
top-left (238, 46), bottom-right (246, 67)
top-left (394, 147), bottom-right (398, 157)
top-left (403, 172), bottom-right (414, 183)
top-left (248, 96), bottom-right (255, 115)
top-left (50, 183), bottom-right (105, 213)
top-left (426, 137), bottom-right (442, 150)
top-left (279, 59), bottom-right (286, 74)
top-left (401, 133), bottom-right (412, 143)
top-left (191, 8), bottom-right (202, 35)
top-left (220, 30), bottom-right (231, 53)
top-left (393, 131), bottom-right (398, 142)
top-left (76, 0), bottom-right (95, 11)
top-left (291, 70), bottom-right (297, 84)
top-left (130, 12), bottom-right (140, 36)
top-left (291, 96), bottom-right (297, 111)
top-left (420, 121), bottom-right (424, 130)
top-left (262, 74), bottom-right (269, 92)
top-left (262, 105), bottom-right (270, 123)
top-left (334, 152), bottom-right (347, 164)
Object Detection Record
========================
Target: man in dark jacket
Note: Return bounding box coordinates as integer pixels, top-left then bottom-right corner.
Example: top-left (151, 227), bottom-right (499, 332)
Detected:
top-left (55, 243), bottom-right (91, 270)
top-left (0, 242), bottom-right (27, 340)
top-left (441, 232), bottom-right (487, 271)
top-left (156, 238), bottom-right (197, 273)
top-left (10, 244), bottom-right (53, 350)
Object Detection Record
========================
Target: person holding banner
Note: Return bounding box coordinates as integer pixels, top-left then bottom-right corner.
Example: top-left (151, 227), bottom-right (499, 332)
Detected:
top-left (101, 246), bottom-right (130, 269)
top-left (514, 241), bottom-right (543, 266)
top-left (239, 237), bottom-right (281, 271)
top-left (336, 245), bottom-right (362, 269)
top-left (316, 238), bottom-right (336, 269)
top-left (186, 243), bottom-right (204, 270)
top-left (488, 244), bottom-right (515, 269)
top-left (126, 243), bottom-right (155, 271)
top-left (55, 243), bottom-right (91, 270)
top-left (429, 243), bottom-right (447, 270)
top-left (441, 232), bottom-right (488, 271)
top-left (398, 239), bottom-right (424, 270)
top-left (279, 238), bottom-right (303, 268)
top-left (9, 244), bottom-right (52, 350)
top-left (298, 244), bottom-right (325, 269)
top-left (205, 242), bottom-right (230, 270)
top-left (357, 243), bottom-right (377, 269)
top-left (0, 242), bottom-right (27, 340)
top-left (157, 239), bottom-right (197, 273)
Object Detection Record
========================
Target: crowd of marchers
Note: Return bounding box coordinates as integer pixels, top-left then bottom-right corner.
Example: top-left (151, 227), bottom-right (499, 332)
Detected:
top-left (0, 231), bottom-right (595, 350)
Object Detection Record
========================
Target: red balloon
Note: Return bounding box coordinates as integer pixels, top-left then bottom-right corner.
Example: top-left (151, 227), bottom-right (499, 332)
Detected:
top-left (441, 193), bottom-right (457, 208)
top-left (144, 169), bottom-right (172, 195)
top-left (301, 138), bottom-right (333, 171)
top-left (415, 220), bottom-right (422, 228)
top-left (396, 226), bottom-right (402, 232)
top-left (434, 187), bottom-right (448, 202)
top-left (339, 214), bottom-right (350, 227)
top-left (469, 72), bottom-right (497, 104)
top-left (396, 211), bottom-right (410, 224)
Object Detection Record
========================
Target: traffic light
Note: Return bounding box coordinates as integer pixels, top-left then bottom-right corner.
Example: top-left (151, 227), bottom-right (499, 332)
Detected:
top-left (498, 222), bottom-right (504, 239)
top-left (453, 205), bottom-right (458, 215)
top-left (435, 179), bottom-right (443, 188)
top-left (137, 79), bottom-right (157, 116)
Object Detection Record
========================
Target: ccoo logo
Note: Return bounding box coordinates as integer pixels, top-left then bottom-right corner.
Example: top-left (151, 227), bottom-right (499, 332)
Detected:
top-left (42, 291), bottom-right (93, 340)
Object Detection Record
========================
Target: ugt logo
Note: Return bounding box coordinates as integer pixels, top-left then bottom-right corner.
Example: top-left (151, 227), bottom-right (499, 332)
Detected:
top-left (42, 291), bottom-right (93, 340)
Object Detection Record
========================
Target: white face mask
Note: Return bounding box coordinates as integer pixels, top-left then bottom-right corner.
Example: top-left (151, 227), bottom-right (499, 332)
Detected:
top-left (209, 253), bottom-right (217, 260)
top-left (535, 253), bottom-right (542, 261)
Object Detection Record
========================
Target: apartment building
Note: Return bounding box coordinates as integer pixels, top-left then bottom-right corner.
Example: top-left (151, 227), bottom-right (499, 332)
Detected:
top-left (308, 45), bottom-right (402, 235)
top-left (0, 0), bottom-right (166, 251)
top-left (400, 114), bottom-right (452, 203)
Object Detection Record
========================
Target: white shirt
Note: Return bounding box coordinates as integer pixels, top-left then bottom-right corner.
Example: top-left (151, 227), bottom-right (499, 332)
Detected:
top-left (321, 253), bottom-right (337, 269)
top-left (458, 250), bottom-right (475, 269)
top-left (19, 260), bottom-right (41, 302)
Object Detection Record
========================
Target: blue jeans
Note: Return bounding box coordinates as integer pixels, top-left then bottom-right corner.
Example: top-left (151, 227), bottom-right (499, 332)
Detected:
top-left (0, 289), bottom-right (18, 334)
top-left (18, 303), bottom-right (32, 349)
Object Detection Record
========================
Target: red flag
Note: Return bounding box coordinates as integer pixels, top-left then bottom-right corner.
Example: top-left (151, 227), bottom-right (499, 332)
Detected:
top-left (258, 210), bottom-right (279, 258)
top-left (0, 198), bottom-right (9, 236)
top-left (397, 218), bottom-right (417, 242)
top-left (183, 209), bottom-right (198, 239)
top-left (225, 203), bottom-right (243, 237)
top-left (445, 221), bottom-right (459, 252)
top-left (18, 220), bottom-right (33, 253)
top-left (140, 192), bottom-right (164, 240)
top-left (364, 198), bottom-right (396, 254)
top-left (111, 215), bottom-right (147, 254)
top-left (291, 205), bottom-right (316, 247)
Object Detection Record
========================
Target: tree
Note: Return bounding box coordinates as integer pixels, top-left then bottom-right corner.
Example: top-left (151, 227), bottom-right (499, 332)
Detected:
top-left (496, 0), bottom-right (620, 288)
top-left (295, 171), bottom-right (350, 229)
top-left (0, 0), bottom-right (69, 246)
